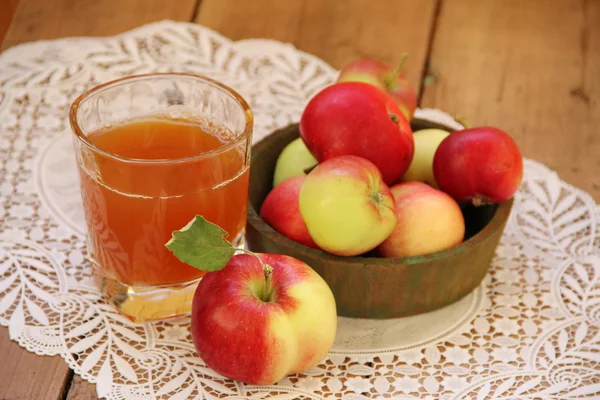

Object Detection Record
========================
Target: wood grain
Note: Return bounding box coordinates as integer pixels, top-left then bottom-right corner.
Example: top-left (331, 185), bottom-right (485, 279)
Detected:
top-left (197, 0), bottom-right (439, 92)
top-left (2, 0), bottom-right (198, 50)
top-left (421, 0), bottom-right (600, 200)
top-left (65, 376), bottom-right (97, 400)
top-left (0, 0), bottom-right (18, 45)
top-left (0, 328), bottom-right (70, 400)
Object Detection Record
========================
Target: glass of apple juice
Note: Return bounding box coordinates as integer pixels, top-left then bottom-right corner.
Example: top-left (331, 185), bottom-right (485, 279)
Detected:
top-left (69, 73), bottom-right (253, 322)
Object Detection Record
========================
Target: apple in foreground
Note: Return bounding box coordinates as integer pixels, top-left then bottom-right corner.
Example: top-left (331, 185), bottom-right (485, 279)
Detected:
top-left (191, 253), bottom-right (337, 385)
top-left (272, 137), bottom-right (318, 187)
top-left (166, 216), bottom-right (337, 385)
top-left (402, 128), bottom-right (450, 187)
top-left (299, 155), bottom-right (397, 256)
top-left (378, 182), bottom-right (465, 257)
top-left (300, 81), bottom-right (414, 185)
top-left (337, 57), bottom-right (418, 121)
top-left (433, 127), bottom-right (523, 205)
top-left (260, 175), bottom-right (318, 249)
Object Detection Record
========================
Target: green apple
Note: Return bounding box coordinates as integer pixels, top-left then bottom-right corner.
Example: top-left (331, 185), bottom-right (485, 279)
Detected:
top-left (402, 128), bottom-right (450, 187)
top-left (273, 138), bottom-right (318, 187)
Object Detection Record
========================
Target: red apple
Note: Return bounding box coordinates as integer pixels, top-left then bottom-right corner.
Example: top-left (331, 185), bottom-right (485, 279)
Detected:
top-left (299, 155), bottom-right (397, 256)
top-left (337, 57), bottom-right (418, 121)
top-left (299, 82), bottom-right (414, 185)
top-left (191, 253), bottom-right (337, 385)
top-left (433, 127), bottom-right (523, 205)
top-left (378, 182), bottom-right (465, 257)
top-left (260, 175), bottom-right (318, 249)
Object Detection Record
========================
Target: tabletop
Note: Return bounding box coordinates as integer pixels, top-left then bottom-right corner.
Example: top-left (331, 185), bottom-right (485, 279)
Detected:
top-left (0, 0), bottom-right (598, 399)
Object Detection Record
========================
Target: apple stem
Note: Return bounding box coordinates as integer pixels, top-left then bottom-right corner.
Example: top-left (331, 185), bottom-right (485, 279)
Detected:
top-left (262, 264), bottom-right (274, 302)
top-left (236, 248), bottom-right (275, 302)
top-left (472, 196), bottom-right (486, 207)
top-left (454, 115), bottom-right (470, 129)
top-left (383, 52), bottom-right (408, 87)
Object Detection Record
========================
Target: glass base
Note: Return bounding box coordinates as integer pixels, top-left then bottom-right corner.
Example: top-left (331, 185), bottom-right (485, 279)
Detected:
top-left (99, 276), bottom-right (200, 323)
top-left (92, 232), bottom-right (245, 323)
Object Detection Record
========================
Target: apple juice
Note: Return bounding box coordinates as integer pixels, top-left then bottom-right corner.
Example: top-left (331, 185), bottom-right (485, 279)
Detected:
top-left (79, 118), bottom-right (250, 288)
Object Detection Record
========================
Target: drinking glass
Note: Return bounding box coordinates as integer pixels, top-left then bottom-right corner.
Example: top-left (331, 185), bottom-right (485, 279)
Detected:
top-left (69, 73), bottom-right (253, 322)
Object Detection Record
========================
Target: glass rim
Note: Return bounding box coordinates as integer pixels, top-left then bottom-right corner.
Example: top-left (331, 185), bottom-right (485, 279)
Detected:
top-left (69, 72), bottom-right (254, 165)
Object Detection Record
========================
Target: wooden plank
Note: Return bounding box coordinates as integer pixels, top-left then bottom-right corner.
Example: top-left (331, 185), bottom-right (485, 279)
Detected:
top-left (0, 328), bottom-right (70, 400)
top-left (2, 0), bottom-right (198, 50)
top-left (0, 0), bottom-right (18, 45)
top-left (421, 0), bottom-right (600, 200)
top-left (196, 0), bottom-right (439, 93)
top-left (65, 376), bottom-right (97, 400)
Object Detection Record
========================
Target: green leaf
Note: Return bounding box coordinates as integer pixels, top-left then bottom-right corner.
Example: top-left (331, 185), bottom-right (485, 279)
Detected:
top-left (165, 215), bottom-right (235, 272)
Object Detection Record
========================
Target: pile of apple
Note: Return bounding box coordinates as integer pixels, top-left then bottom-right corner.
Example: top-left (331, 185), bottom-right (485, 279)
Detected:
top-left (261, 58), bottom-right (524, 257)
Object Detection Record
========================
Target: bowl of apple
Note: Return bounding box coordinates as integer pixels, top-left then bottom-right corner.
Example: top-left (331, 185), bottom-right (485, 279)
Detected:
top-left (246, 59), bottom-right (522, 319)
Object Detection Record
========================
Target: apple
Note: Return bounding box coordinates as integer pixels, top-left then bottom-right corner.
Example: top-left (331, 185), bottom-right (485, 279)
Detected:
top-left (433, 127), bottom-right (523, 205)
top-left (167, 216), bottom-right (336, 385)
top-left (300, 81), bottom-right (414, 185)
top-left (402, 128), bottom-right (450, 187)
top-left (191, 253), bottom-right (337, 385)
top-left (273, 137), bottom-right (318, 187)
top-left (378, 182), bottom-right (465, 257)
top-left (260, 175), bottom-right (319, 249)
top-left (299, 155), bottom-right (397, 256)
top-left (337, 57), bottom-right (418, 121)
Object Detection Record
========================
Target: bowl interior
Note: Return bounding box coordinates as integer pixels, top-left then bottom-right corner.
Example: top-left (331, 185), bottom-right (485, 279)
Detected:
top-left (248, 119), bottom-right (500, 261)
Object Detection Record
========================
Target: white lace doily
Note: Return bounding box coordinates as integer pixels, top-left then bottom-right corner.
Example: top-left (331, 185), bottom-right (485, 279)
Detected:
top-left (1, 21), bottom-right (599, 400)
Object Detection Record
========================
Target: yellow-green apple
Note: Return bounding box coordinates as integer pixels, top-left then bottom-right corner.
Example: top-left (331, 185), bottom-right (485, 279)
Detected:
top-left (337, 57), bottom-right (418, 121)
top-left (273, 138), bottom-right (318, 187)
top-left (433, 127), bottom-right (523, 205)
top-left (378, 182), bottom-right (465, 257)
top-left (191, 253), bottom-right (337, 385)
top-left (299, 82), bottom-right (414, 185)
top-left (299, 155), bottom-right (397, 256)
top-left (260, 175), bottom-right (318, 249)
top-left (402, 128), bottom-right (450, 187)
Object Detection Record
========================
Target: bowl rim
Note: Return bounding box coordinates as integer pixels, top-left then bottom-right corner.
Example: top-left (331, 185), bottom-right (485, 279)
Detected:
top-left (247, 119), bottom-right (514, 266)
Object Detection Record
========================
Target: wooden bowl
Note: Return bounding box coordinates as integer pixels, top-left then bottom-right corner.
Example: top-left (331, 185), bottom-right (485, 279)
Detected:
top-left (246, 120), bottom-right (512, 319)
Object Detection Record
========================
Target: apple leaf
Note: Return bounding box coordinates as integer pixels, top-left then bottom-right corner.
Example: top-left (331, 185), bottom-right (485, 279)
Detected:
top-left (165, 215), bottom-right (235, 272)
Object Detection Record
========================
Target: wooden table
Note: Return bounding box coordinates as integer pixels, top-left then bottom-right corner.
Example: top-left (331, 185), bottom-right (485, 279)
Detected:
top-left (0, 0), bottom-right (598, 398)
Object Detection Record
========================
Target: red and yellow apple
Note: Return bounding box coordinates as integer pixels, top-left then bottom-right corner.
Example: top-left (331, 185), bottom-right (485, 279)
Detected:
top-left (433, 127), bottom-right (523, 205)
top-left (299, 82), bottom-right (414, 185)
top-left (272, 138), bottom-right (318, 187)
top-left (402, 128), bottom-right (450, 187)
top-left (337, 57), bottom-right (418, 121)
top-left (299, 155), bottom-right (397, 256)
top-left (191, 253), bottom-right (337, 385)
top-left (260, 175), bottom-right (318, 249)
top-left (378, 182), bottom-right (465, 257)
